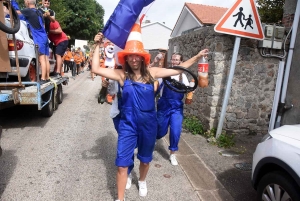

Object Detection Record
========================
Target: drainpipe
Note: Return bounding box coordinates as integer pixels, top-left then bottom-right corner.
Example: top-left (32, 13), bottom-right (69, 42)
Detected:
top-left (273, 1), bottom-right (300, 129)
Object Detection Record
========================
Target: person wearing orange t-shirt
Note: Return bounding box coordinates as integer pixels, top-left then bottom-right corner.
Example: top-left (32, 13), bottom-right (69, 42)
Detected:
top-left (62, 48), bottom-right (72, 73)
top-left (48, 20), bottom-right (69, 77)
top-left (78, 47), bottom-right (85, 73)
top-left (74, 49), bottom-right (82, 76)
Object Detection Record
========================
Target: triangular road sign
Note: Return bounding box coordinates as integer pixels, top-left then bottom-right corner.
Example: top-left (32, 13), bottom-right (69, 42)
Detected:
top-left (214, 0), bottom-right (264, 40)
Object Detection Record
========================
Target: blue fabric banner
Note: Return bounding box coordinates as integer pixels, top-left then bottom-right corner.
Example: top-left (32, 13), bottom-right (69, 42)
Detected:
top-left (103, 0), bottom-right (154, 49)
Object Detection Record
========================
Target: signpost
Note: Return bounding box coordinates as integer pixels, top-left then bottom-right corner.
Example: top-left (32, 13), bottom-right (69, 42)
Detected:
top-left (214, 0), bottom-right (264, 138)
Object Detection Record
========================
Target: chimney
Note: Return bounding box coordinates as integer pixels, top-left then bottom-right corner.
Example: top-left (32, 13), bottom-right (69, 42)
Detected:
top-left (145, 20), bottom-right (151, 24)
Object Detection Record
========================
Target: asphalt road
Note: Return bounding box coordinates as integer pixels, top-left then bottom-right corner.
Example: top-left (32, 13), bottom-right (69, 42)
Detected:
top-left (0, 72), bottom-right (200, 201)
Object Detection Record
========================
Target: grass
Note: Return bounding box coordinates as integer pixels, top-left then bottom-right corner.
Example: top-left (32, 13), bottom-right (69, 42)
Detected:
top-left (183, 116), bottom-right (235, 149)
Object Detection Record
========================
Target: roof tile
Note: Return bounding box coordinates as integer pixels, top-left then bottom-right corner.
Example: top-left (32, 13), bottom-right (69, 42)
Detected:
top-left (185, 3), bottom-right (228, 25)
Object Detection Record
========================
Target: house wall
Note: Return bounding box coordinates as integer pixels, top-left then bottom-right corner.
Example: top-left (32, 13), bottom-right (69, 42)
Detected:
top-left (174, 13), bottom-right (200, 37)
top-left (169, 26), bottom-right (279, 135)
top-left (142, 24), bottom-right (171, 50)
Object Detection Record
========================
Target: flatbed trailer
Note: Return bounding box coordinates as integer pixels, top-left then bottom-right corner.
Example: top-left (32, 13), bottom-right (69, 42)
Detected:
top-left (0, 76), bottom-right (69, 117)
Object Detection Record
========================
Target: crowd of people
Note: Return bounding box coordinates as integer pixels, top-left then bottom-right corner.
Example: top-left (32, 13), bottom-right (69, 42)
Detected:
top-left (4, 1), bottom-right (209, 201)
top-left (62, 47), bottom-right (86, 79)
top-left (4, 0), bottom-right (85, 84)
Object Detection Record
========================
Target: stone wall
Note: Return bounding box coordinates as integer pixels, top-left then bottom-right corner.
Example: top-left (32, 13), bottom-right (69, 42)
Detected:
top-left (168, 26), bottom-right (279, 135)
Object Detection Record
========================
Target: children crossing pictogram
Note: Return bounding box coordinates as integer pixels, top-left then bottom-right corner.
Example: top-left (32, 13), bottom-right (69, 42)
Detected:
top-left (214, 0), bottom-right (264, 40)
top-left (233, 7), bottom-right (245, 28)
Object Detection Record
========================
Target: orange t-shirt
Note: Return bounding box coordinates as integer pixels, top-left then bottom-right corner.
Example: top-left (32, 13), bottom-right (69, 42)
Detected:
top-left (63, 51), bottom-right (72, 61)
top-left (74, 54), bottom-right (82, 64)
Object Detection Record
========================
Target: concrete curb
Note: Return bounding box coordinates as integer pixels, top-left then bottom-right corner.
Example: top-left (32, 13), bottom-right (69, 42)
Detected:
top-left (163, 134), bottom-right (234, 201)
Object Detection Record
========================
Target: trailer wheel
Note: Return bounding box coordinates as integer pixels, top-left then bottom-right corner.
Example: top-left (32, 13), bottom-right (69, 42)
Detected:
top-left (41, 90), bottom-right (54, 117)
top-left (57, 84), bottom-right (63, 104)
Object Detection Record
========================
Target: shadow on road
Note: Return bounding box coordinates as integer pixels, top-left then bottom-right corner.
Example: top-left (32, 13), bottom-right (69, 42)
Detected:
top-left (81, 131), bottom-right (118, 199)
top-left (217, 165), bottom-right (257, 201)
top-left (154, 138), bottom-right (169, 161)
top-left (0, 150), bottom-right (18, 198)
top-left (0, 105), bottom-right (50, 129)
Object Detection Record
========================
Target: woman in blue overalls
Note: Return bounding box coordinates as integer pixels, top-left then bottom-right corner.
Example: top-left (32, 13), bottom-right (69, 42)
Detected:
top-left (156, 53), bottom-right (190, 166)
top-left (92, 32), bottom-right (208, 201)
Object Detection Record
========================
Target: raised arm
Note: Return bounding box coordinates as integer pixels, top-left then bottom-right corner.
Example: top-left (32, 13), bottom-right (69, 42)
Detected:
top-left (92, 33), bottom-right (125, 85)
top-left (149, 49), bottom-right (209, 79)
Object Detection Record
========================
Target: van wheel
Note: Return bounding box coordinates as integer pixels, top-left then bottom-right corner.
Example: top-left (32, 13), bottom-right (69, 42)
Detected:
top-left (23, 61), bottom-right (37, 82)
top-left (41, 90), bottom-right (54, 117)
top-left (57, 84), bottom-right (63, 104)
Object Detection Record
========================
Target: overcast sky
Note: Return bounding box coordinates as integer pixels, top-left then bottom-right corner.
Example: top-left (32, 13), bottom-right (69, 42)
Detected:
top-left (97, 0), bottom-right (236, 29)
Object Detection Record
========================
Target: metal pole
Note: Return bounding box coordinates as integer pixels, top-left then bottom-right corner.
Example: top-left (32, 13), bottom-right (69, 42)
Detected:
top-left (268, 60), bottom-right (285, 132)
top-left (35, 45), bottom-right (40, 82)
top-left (216, 36), bottom-right (241, 138)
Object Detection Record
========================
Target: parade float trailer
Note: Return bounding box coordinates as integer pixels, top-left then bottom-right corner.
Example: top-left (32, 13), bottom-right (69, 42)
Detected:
top-left (0, 2), bottom-right (69, 135)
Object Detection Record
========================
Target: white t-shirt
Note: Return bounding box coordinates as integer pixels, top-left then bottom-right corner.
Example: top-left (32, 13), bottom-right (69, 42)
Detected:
top-left (108, 80), bottom-right (120, 118)
top-left (158, 73), bottom-right (189, 96)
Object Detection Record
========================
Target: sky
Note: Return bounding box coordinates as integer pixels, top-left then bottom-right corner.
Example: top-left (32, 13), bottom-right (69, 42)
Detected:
top-left (97, 0), bottom-right (236, 29)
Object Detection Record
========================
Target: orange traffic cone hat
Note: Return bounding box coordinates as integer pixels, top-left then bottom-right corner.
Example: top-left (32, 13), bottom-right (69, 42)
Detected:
top-left (117, 18), bottom-right (150, 65)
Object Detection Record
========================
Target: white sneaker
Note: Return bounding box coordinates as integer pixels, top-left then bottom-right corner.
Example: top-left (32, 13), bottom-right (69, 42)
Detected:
top-left (170, 154), bottom-right (178, 166)
top-left (125, 173), bottom-right (132, 190)
top-left (138, 180), bottom-right (147, 197)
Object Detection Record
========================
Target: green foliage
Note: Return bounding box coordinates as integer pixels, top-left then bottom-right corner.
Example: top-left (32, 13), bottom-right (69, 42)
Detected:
top-left (257, 0), bottom-right (285, 23)
top-left (15, 0), bottom-right (104, 41)
top-left (215, 133), bottom-right (235, 148)
top-left (205, 128), bottom-right (235, 148)
top-left (183, 116), bottom-right (204, 135)
top-left (183, 116), bottom-right (235, 149)
top-left (63, 0), bottom-right (104, 40)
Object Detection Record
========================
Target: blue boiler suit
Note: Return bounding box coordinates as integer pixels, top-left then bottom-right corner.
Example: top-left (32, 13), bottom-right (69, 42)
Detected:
top-left (20, 8), bottom-right (49, 56)
top-left (115, 79), bottom-right (157, 167)
top-left (156, 83), bottom-right (184, 152)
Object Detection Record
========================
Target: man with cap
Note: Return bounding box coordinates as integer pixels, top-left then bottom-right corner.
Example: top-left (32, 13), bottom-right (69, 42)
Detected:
top-left (92, 23), bottom-right (208, 201)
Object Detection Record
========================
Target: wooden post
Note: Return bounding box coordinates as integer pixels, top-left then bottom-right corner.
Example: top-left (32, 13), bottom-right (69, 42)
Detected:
top-left (0, 3), bottom-right (11, 73)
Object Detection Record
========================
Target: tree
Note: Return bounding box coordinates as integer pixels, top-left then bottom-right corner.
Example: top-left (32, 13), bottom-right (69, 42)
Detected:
top-left (63, 0), bottom-right (104, 41)
top-left (15, 0), bottom-right (104, 41)
top-left (257, 0), bottom-right (285, 23)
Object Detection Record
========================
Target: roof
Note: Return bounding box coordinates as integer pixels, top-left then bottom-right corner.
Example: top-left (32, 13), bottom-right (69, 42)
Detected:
top-left (142, 22), bottom-right (172, 30)
top-left (185, 3), bottom-right (228, 25)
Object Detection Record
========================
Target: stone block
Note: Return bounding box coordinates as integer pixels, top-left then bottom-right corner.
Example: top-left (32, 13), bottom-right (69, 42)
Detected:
top-left (226, 113), bottom-right (237, 122)
top-left (236, 112), bottom-right (245, 119)
top-left (226, 122), bottom-right (238, 129)
top-left (247, 109), bottom-right (259, 119)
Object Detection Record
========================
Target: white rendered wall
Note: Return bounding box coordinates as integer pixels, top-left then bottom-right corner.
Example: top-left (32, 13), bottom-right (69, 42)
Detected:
top-left (142, 23), bottom-right (172, 50)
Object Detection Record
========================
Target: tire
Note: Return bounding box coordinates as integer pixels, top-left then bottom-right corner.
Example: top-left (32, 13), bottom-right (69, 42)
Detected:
top-left (41, 90), bottom-right (54, 117)
top-left (23, 60), bottom-right (37, 82)
top-left (0, 5), bottom-right (20, 34)
top-left (57, 84), bottom-right (63, 104)
top-left (257, 171), bottom-right (300, 201)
